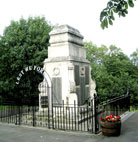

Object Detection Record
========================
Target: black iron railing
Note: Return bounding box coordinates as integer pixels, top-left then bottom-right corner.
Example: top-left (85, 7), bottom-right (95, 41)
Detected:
top-left (94, 91), bottom-right (130, 133)
top-left (52, 100), bottom-right (94, 133)
top-left (0, 92), bottom-right (130, 134)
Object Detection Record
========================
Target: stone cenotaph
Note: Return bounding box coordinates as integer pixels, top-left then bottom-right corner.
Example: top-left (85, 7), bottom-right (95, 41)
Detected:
top-left (39, 25), bottom-right (96, 109)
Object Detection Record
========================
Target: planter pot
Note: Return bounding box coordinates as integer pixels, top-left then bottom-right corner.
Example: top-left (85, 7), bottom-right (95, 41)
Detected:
top-left (100, 120), bottom-right (121, 136)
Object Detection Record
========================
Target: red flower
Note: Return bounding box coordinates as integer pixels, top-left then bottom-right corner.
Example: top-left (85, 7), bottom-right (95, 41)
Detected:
top-left (109, 115), bottom-right (113, 118)
top-left (100, 114), bottom-right (121, 122)
top-left (112, 119), bottom-right (115, 122)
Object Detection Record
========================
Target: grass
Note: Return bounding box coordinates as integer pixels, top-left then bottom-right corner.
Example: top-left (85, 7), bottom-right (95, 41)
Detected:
top-left (130, 106), bottom-right (138, 112)
top-left (0, 105), bottom-right (37, 110)
top-left (0, 106), bottom-right (11, 109)
top-left (130, 109), bottom-right (138, 112)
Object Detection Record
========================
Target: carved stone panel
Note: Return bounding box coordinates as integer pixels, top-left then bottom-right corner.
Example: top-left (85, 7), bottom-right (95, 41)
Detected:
top-left (75, 65), bottom-right (80, 86)
top-left (53, 67), bottom-right (60, 76)
top-left (85, 66), bottom-right (89, 85)
top-left (52, 77), bottom-right (62, 104)
top-left (80, 77), bottom-right (85, 105)
top-left (80, 67), bottom-right (85, 77)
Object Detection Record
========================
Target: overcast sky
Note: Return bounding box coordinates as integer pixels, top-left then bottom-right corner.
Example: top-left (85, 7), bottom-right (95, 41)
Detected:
top-left (0, 0), bottom-right (138, 56)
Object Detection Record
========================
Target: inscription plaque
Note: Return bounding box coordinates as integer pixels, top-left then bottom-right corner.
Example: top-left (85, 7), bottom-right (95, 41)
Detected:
top-left (85, 66), bottom-right (89, 85)
top-left (75, 65), bottom-right (80, 85)
top-left (52, 77), bottom-right (62, 104)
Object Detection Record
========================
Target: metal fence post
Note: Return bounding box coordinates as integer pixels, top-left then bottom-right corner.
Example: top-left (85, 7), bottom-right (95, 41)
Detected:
top-left (18, 106), bottom-right (21, 125)
top-left (32, 105), bottom-right (36, 127)
top-left (94, 94), bottom-right (98, 134)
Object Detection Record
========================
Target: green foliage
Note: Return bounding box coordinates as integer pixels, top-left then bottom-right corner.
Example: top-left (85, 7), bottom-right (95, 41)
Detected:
top-left (130, 48), bottom-right (138, 66)
top-left (100, 0), bottom-right (135, 29)
top-left (84, 42), bottom-right (138, 104)
top-left (0, 16), bottom-right (52, 101)
top-left (129, 49), bottom-right (138, 105)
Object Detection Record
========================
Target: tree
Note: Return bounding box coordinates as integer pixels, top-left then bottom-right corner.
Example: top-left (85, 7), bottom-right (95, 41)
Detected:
top-left (84, 42), bottom-right (137, 104)
top-left (130, 48), bottom-right (138, 66)
top-left (0, 17), bottom-right (52, 101)
top-left (100, 0), bottom-right (135, 29)
top-left (129, 49), bottom-right (138, 105)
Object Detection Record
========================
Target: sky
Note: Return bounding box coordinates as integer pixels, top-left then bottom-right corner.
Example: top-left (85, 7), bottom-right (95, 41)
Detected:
top-left (0, 0), bottom-right (138, 56)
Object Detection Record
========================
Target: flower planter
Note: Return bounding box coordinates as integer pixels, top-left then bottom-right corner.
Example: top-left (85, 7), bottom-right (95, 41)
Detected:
top-left (100, 120), bottom-right (121, 136)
